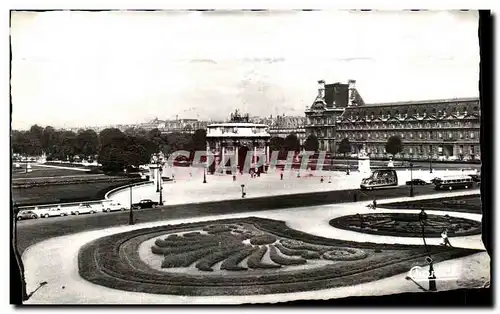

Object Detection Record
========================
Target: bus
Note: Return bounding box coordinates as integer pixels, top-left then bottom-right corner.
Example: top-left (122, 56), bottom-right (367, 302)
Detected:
top-left (433, 176), bottom-right (474, 190)
top-left (360, 169), bottom-right (398, 190)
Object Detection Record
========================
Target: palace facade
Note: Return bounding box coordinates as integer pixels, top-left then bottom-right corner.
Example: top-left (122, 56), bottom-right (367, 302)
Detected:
top-left (305, 80), bottom-right (481, 161)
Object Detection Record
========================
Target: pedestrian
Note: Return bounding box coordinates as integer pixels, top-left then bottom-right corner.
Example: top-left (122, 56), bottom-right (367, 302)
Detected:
top-left (320, 176), bottom-right (324, 183)
top-left (233, 174), bottom-right (236, 182)
top-left (440, 229), bottom-right (452, 247)
top-left (280, 172), bottom-right (284, 180)
top-left (353, 193), bottom-right (357, 202)
top-left (372, 199), bottom-right (377, 209)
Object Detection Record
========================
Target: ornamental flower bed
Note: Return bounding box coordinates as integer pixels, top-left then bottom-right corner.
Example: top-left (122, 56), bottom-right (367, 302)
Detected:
top-left (78, 216), bottom-right (480, 296)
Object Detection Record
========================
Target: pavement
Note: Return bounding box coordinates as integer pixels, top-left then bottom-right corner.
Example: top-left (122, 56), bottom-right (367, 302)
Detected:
top-left (108, 167), bottom-right (478, 207)
top-left (21, 189), bottom-right (488, 304)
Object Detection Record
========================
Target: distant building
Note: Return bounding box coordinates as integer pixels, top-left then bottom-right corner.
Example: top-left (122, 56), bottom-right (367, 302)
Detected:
top-left (268, 115), bottom-right (307, 144)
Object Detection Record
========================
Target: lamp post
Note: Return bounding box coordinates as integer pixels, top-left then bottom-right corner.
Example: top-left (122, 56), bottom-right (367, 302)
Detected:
top-left (203, 167), bottom-right (207, 183)
top-left (419, 209), bottom-right (437, 291)
top-left (410, 161), bottom-right (414, 197)
top-left (158, 166), bottom-right (164, 205)
top-left (241, 184), bottom-right (246, 198)
top-left (129, 185), bottom-right (134, 225)
top-left (429, 155), bottom-right (433, 173)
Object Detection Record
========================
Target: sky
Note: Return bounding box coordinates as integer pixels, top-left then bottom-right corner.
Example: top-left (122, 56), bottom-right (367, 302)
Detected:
top-left (10, 10), bottom-right (480, 130)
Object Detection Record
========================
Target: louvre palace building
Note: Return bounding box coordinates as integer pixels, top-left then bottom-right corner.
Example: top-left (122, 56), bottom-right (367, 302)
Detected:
top-left (305, 80), bottom-right (481, 161)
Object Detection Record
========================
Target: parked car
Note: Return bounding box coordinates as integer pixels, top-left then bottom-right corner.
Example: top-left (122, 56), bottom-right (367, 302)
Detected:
top-left (16, 210), bottom-right (39, 220)
top-left (102, 201), bottom-right (127, 212)
top-left (162, 176), bottom-right (174, 182)
top-left (37, 206), bottom-right (72, 218)
top-left (131, 199), bottom-right (159, 210)
top-left (405, 179), bottom-right (429, 185)
top-left (71, 203), bottom-right (98, 215)
top-left (469, 174), bottom-right (481, 183)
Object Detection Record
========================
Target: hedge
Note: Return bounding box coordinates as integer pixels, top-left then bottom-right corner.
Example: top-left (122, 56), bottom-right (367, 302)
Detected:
top-left (247, 246), bottom-right (281, 269)
top-left (268, 246), bottom-right (307, 266)
top-left (220, 246), bottom-right (258, 271)
top-left (195, 245), bottom-right (242, 272)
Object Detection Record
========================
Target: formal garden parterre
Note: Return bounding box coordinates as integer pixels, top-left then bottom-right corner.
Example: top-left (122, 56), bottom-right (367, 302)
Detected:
top-left (78, 216), bottom-right (479, 296)
top-left (329, 213), bottom-right (481, 238)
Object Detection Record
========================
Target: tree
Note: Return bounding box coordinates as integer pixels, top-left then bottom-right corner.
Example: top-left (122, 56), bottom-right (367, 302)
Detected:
top-left (303, 134), bottom-right (319, 152)
top-left (284, 133), bottom-right (300, 153)
top-left (41, 126), bottom-right (57, 153)
top-left (337, 138), bottom-right (351, 173)
top-left (75, 129), bottom-right (99, 158)
top-left (337, 138), bottom-right (351, 157)
top-left (57, 130), bottom-right (77, 161)
top-left (191, 129), bottom-right (207, 151)
top-left (269, 137), bottom-right (286, 160)
top-left (98, 146), bottom-right (127, 173)
top-left (385, 136), bottom-right (403, 159)
top-left (162, 132), bottom-right (192, 156)
top-left (99, 128), bottom-right (128, 149)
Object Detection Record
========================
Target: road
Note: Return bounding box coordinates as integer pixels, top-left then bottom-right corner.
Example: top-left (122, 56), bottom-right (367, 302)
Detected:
top-left (14, 185), bottom-right (480, 255)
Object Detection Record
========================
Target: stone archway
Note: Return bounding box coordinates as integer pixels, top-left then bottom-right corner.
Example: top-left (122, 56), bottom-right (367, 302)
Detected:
top-left (238, 146), bottom-right (250, 174)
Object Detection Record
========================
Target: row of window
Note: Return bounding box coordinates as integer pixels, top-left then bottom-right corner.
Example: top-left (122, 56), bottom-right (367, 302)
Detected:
top-left (345, 106), bottom-right (479, 120)
top-left (336, 121), bottom-right (478, 130)
top-left (336, 131), bottom-right (479, 140)
top-left (339, 144), bottom-right (477, 155)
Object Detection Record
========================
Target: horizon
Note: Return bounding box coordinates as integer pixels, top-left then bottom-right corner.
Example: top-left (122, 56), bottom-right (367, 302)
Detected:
top-left (11, 10), bottom-right (480, 130)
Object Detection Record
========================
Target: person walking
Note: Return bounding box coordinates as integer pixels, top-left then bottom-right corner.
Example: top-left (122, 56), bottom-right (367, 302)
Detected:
top-left (440, 229), bottom-right (452, 247)
top-left (280, 172), bottom-right (284, 180)
top-left (372, 199), bottom-right (377, 210)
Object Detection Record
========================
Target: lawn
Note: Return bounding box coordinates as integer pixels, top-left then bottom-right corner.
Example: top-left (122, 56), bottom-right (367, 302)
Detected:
top-left (12, 165), bottom-right (89, 179)
top-left (12, 178), bottom-right (143, 206)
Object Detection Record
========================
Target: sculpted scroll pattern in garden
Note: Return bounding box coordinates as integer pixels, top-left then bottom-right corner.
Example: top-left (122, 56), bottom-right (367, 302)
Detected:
top-left (149, 223), bottom-right (368, 272)
top-left (78, 217), bottom-right (479, 296)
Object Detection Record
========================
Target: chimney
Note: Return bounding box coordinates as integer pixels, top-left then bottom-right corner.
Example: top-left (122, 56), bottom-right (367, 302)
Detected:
top-left (317, 80), bottom-right (325, 99)
top-left (348, 79), bottom-right (356, 107)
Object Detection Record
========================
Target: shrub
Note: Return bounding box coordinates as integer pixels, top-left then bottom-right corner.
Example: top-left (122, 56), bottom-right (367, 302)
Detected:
top-left (249, 234), bottom-right (277, 245)
top-left (152, 242), bottom-right (215, 256)
top-left (203, 225), bottom-right (233, 234)
top-left (195, 245), bottom-right (242, 271)
top-left (220, 246), bottom-right (258, 271)
top-left (247, 246), bottom-right (281, 269)
top-left (183, 232), bottom-right (202, 238)
top-left (275, 243), bottom-right (308, 257)
top-left (301, 251), bottom-right (321, 259)
top-left (322, 248), bottom-right (368, 261)
top-left (161, 247), bottom-right (216, 268)
top-left (269, 246), bottom-right (307, 265)
top-left (280, 239), bottom-right (329, 253)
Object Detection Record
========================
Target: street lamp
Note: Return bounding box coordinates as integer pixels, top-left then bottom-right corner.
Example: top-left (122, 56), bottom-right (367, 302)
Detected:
top-left (419, 209), bottom-right (437, 291)
top-left (129, 186), bottom-right (134, 225)
top-left (241, 184), bottom-right (246, 198)
top-left (410, 161), bottom-right (414, 197)
top-left (203, 167), bottom-right (207, 184)
top-left (429, 155), bottom-right (433, 173)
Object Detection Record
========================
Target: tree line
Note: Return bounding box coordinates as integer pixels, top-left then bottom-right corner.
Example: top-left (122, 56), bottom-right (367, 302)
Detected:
top-left (12, 125), bottom-right (208, 173)
top-left (12, 124), bottom-right (404, 172)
